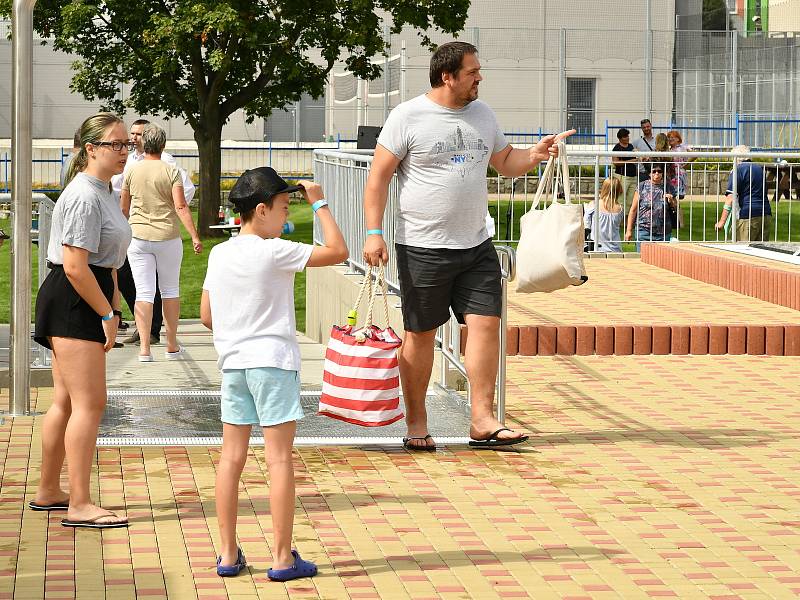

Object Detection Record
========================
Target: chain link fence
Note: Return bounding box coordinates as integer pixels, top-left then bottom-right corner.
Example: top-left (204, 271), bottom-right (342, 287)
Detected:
top-left (327, 28), bottom-right (800, 149)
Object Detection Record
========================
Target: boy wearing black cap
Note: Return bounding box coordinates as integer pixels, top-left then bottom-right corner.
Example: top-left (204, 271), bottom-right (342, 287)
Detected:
top-left (200, 167), bottom-right (347, 580)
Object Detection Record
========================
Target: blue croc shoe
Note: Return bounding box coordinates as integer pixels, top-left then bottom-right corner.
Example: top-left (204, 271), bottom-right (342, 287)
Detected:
top-left (267, 550), bottom-right (318, 582)
top-left (216, 547), bottom-right (247, 577)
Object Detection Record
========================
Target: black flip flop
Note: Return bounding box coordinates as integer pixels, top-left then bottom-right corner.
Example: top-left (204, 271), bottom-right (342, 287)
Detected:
top-left (402, 434), bottom-right (436, 452)
top-left (469, 428), bottom-right (529, 448)
top-left (61, 512), bottom-right (129, 529)
top-left (29, 500), bottom-right (69, 512)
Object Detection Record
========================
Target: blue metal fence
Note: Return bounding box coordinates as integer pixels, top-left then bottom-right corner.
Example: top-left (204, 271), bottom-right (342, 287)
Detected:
top-left (4, 118), bottom-right (800, 195)
top-left (605, 116), bottom-right (800, 151)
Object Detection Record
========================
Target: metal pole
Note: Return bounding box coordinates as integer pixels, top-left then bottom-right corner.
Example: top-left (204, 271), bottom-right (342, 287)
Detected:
top-left (593, 155), bottom-right (600, 247)
top-left (400, 41), bottom-right (406, 104)
top-left (771, 50), bottom-right (776, 147)
top-left (559, 28), bottom-right (567, 132)
top-left (495, 246), bottom-right (514, 425)
top-left (293, 101), bottom-right (301, 145)
top-left (326, 76), bottom-right (333, 140)
top-left (439, 320), bottom-right (449, 389)
top-left (356, 79), bottom-right (362, 130)
top-left (645, 0), bottom-right (652, 120)
top-left (362, 79), bottom-right (368, 128)
top-left (724, 75), bottom-right (730, 144)
top-left (790, 43), bottom-right (796, 121)
top-left (732, 32), bottom-right (739, 131)
top-left (695, 67), bottom-right (700, 133)
top-left (731, 156), bottom-right (739, 242)
top-left (681, 70), bottom-right (687, 126)
top-left (540, 1), bottom-right (547, 129)
top-left (8, 0), bottom-right (38, 416)
top-left (382, 25), bottom-right (389, 124)
top-left (708, 70), bottom-right (714, 146)
top-left (754, 74), bottom-right (760, 147)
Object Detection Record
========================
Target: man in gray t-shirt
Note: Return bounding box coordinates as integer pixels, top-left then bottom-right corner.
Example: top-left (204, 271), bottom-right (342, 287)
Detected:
top-left (362, 41), bottom-right (573, 450)
top-left (632, 118), bottom-right (656, 181)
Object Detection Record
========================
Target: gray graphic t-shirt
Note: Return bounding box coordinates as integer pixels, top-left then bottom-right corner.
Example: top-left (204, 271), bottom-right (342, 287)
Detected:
top-left (377, 95), bottom-right (508, 249)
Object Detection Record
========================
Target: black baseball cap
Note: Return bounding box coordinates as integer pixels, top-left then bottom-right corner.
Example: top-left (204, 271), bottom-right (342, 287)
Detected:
top-left (228, 167), bottom-right (301, 213)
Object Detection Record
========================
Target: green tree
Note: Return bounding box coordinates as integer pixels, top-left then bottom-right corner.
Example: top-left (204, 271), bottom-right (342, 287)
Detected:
top-left (2, 1), bottom-right (470, 234)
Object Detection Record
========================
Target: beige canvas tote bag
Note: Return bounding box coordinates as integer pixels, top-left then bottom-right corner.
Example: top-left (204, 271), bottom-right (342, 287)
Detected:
top-left (515, 141), bottom-right (588, 293)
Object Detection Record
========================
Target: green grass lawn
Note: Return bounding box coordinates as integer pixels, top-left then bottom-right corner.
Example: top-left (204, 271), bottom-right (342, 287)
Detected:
top-left (0, 202), bottom-right (315, 329)
top-left (490, 198), bottom-right (800, 251)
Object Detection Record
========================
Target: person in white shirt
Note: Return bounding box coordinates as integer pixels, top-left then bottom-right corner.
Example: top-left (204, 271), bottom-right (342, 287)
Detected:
top-left (113, 118), bottom-right (195, 345)
top-left (201, 169), bottom-right (347, 580)
top-left (111, 119), bottom-right (195, 203)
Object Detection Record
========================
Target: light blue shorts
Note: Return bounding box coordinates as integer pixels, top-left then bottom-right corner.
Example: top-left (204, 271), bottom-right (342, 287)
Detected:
top-left (221, 367), bottom-right (304, 427)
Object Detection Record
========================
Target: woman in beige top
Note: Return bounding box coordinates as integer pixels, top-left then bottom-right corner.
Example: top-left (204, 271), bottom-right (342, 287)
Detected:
top-left (120, 123), bottom-right (202, 362)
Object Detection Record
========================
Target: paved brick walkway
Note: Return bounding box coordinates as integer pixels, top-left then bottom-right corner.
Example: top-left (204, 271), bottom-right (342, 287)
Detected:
top-left (2, 350), bottom-right (799, 599)
top-left (507, 259), bottom-right (800, 327)
top-left (2, 252), bottom-right (800, 599)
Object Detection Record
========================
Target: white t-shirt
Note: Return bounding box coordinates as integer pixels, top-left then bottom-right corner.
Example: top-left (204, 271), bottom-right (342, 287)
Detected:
top-left (202, 234), bottom-right (313, 371)
top-left (377, 94), bottom-right (508, 249)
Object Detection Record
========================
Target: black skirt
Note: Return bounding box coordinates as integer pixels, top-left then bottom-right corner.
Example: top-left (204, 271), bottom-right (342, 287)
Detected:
top-left (34, 263), bottom-right (114, 350)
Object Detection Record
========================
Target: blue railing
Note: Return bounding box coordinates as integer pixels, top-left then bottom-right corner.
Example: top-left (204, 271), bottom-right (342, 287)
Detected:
top-left (605, 116), bottom-right (800, 150)
top-left (3, 118), bottom-right (799, 195)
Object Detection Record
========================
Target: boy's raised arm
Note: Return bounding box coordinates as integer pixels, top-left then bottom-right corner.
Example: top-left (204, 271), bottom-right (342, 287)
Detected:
top-left (299, 181), bottom-right (349, 267)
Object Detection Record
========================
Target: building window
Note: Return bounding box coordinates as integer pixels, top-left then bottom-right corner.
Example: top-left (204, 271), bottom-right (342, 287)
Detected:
top-left (566, 78), bottom-right (595, 144)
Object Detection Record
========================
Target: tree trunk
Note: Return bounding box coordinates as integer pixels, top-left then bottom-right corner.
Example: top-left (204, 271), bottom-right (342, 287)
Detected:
top-left (195, 123), bottom-right (224, 237)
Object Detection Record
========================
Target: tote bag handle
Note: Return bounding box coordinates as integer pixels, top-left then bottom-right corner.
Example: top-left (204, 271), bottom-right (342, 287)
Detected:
top-left (349, 262), bottom-right (391, 330)
top-left (529, 141), bottom-right (572, 212)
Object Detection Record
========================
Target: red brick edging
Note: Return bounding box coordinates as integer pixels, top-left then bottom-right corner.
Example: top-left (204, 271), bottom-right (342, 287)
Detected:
top-left (640, 243), bottom-right (800, 311)
top-left (461, 324), bottom-right (800, 356)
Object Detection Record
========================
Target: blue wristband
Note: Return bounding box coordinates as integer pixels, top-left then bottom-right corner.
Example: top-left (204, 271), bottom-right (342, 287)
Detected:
top-left (101, 310), bottom-right (114, 321)
top-left (366, 229), bottom-right (383, 236)
top-left (311, 199), bottom-right (328, 212)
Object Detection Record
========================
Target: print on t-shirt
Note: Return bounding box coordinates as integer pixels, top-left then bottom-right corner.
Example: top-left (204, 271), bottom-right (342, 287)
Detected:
top-left (428, 125), bottom-right (489, 178)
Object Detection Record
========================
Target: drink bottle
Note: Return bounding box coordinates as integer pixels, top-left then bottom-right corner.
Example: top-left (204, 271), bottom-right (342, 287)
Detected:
top-left (282, 221), bottom-right (295, 234)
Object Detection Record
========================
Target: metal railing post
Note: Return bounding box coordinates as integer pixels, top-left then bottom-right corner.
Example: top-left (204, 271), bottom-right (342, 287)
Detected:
top-left (32, 197), bottom-right (54, 368)
top-left (731, 32), bottom-right (739, 132)
top-left (593, 154), bottom-right (600, 249)
top-left (495, 246), bottom-right (515, 425)
top-left (731, 155), bottom-right (739, 243)
top-left (7, 0), bottom-right (38, 417)
top-left (559, 28), bottom-right (567, 132)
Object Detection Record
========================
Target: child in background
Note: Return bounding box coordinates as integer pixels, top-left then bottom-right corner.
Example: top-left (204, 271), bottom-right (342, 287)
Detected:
top-left (584, 177), bottom-right (624, 252)
top-left (201, 167), bottom-right (348, 581)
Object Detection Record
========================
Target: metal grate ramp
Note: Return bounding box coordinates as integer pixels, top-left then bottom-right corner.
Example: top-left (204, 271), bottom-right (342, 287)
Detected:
top-left (97, 389), bottom-right (471, 447)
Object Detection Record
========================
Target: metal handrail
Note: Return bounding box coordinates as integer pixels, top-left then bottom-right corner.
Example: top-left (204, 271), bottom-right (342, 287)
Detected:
top-left (32, 196), bottom-right (54, 367)
top-left (567, 150), bottom-right (800, 161)
top-left (313, 148), bottom-right (514, 423)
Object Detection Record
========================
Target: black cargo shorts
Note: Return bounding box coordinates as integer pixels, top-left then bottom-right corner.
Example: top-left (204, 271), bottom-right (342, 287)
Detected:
top-left (394, 238), bottom-right (502, 332)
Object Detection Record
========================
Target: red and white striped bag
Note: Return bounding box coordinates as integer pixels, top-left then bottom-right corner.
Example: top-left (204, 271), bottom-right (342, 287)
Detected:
top-left (319, 263), bottom-right (404, 427)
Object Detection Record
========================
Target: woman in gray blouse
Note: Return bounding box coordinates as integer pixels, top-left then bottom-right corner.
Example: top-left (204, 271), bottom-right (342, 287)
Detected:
top-left (32, 113), bottom-right (133, 529)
